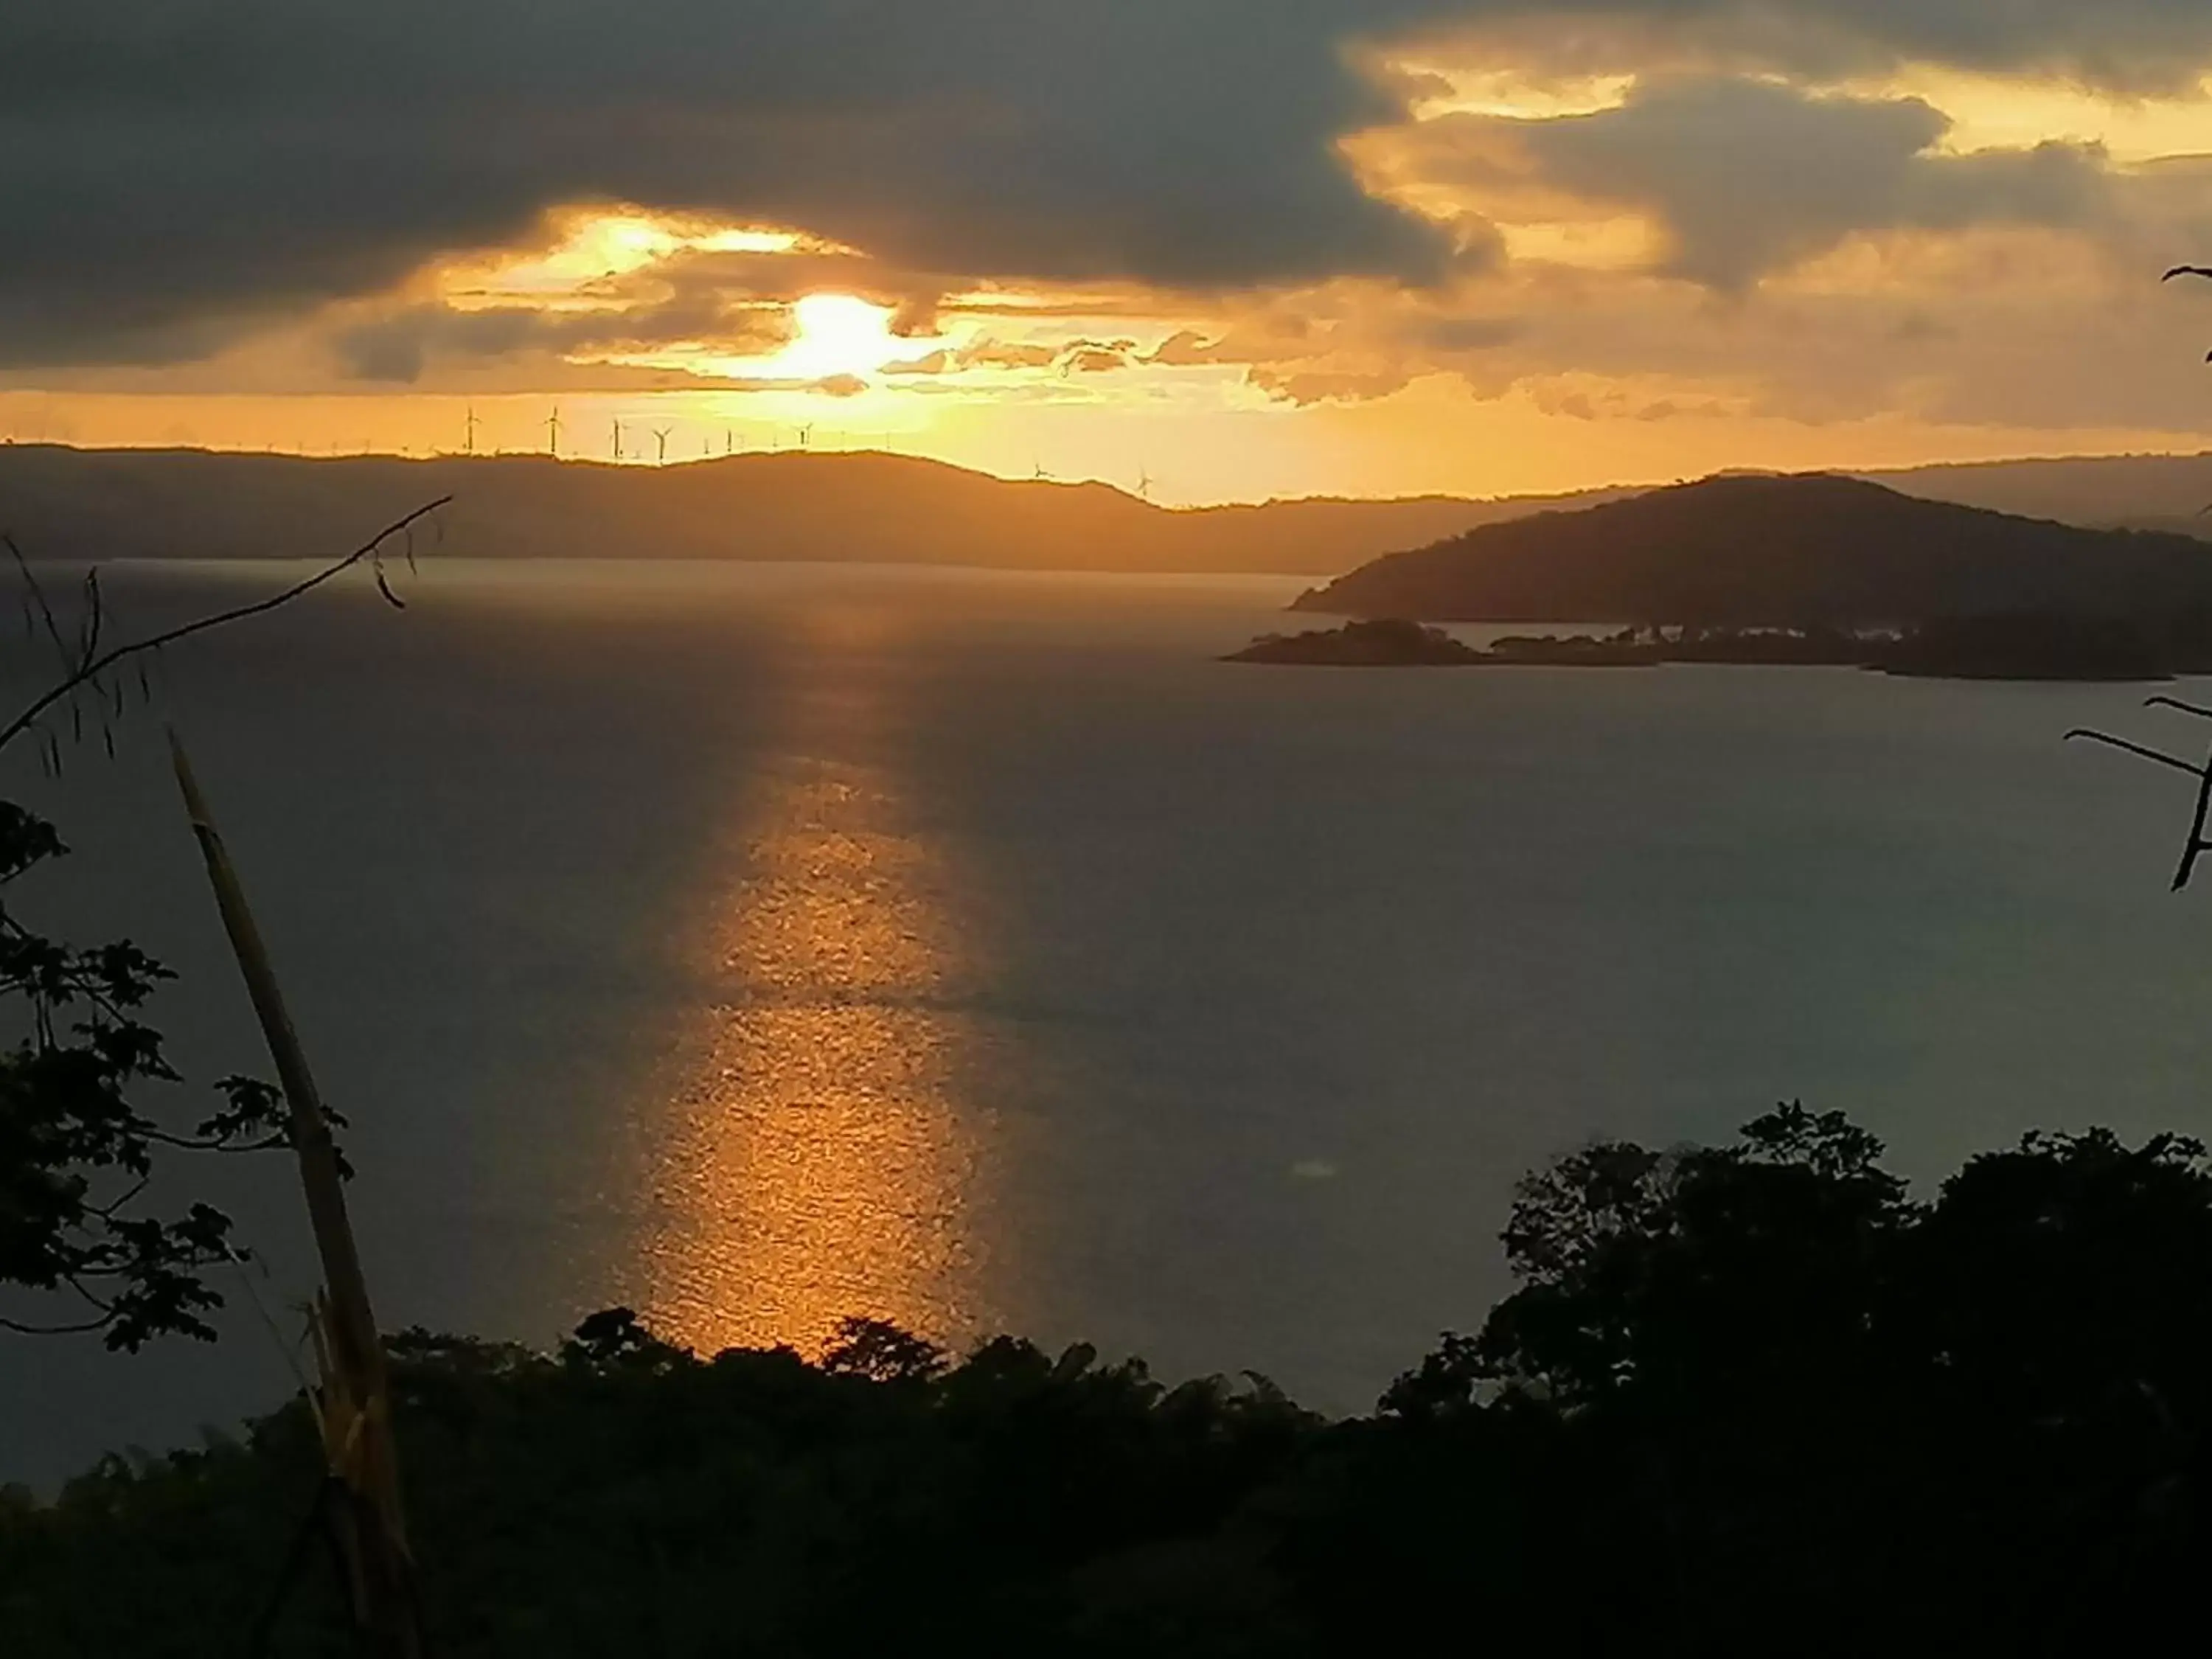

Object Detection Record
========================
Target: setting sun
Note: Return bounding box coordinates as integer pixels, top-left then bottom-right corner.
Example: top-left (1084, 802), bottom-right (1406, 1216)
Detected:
top-left (776, 293), bottom-right (908, 380)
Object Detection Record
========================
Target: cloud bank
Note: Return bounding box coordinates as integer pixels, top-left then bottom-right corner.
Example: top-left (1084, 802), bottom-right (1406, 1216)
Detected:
top-left (14, 0), bottom-right (2212, 366)
top-left (11, 0), bottom-right (2212, 467)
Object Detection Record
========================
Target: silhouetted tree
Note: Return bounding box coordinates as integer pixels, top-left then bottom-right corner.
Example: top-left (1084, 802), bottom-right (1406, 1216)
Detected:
top-left (1382, 1104), bottom-right (1907, 1419)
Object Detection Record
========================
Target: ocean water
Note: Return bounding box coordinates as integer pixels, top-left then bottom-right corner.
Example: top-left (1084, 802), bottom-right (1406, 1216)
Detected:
top-left (6, 558), bottom-right (2212, 1486)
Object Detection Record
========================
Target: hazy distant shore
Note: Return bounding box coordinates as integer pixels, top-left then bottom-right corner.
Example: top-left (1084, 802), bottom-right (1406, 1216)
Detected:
top-left (6, 444), bottom-right (2212, 581)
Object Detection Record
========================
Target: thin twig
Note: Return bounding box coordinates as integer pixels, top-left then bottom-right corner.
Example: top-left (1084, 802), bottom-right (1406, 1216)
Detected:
top-left (140, 1128), bottom-right (284, 1154)
top-left (222, 1244), bottom-right (319, 1399)
top-left (77, 568), bottom-right (102, 667)
top-left (2065, 729), bottom-right (2206, 776)
top-left (0, 497), bottom-right (450, 758)
top-left (250, 1479), bottom-right (344, 1659)
top-left (82, 1175), bottom-right (153, 1220)
top-left (2171, 737), bottom-right (2212, 891)
top-left (0, 1312), bottom-right (113, 1335)
top-left (2067, 726), bottom-right (2212, 888)
top-left (4, 533), bottom-right (74, 676)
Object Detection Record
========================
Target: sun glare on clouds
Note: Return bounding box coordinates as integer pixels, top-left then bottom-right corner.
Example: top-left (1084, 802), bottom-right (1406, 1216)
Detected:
top-left (698, 293), bottom-right (953, 385)
top-left (776, 295), bottom-right (911, 379)
top-left (439, 208), bottom-right (804, 306)
top-left (24, 44), bottom-right (2212, 506)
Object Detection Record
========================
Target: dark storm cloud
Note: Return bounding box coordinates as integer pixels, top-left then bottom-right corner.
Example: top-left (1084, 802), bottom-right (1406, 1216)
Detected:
top-left (1535, 79), bottom-right (2108, 288)
top-left (1422, 77), bottom-right (2110, 289)
top-left (331, 296), bottom-right (793, 383)
top-left (0, 0), bottom-right (1461, 366)
top-left (1422, 315), bottom-right (1524, 349)
top-left (1406, 0), bottom-right (2212, 88)
top-left (336, 310), bottom-right (564, 384)
top-left (10, 1), bottom-right (2212, 369)
top-left (1747, 0), bottom-right (2212, 86)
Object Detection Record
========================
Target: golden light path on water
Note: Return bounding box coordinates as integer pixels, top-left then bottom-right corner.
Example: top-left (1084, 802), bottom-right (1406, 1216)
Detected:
top-left (632, 602), bottom-right (1001, 1358)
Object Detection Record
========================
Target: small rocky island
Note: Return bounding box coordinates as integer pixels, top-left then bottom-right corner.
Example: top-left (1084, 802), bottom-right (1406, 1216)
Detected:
top-left (1225, 616), bottom-right (2193, 681)
top-left (1223, 619), bottom-right (1486, 666)
top-left (1222, 620), bottom-right (1850, 670)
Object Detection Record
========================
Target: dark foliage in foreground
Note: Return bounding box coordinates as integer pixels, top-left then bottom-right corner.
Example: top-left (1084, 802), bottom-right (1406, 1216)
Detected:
top-left (0, 790), bottom-right (313, 1350)
top-left (7, 1107), bottom-right (2211, 1656)
top-left (0, 509), bottom-right (434, 1349)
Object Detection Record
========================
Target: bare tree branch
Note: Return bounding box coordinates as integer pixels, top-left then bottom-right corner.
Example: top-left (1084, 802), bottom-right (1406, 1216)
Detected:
top-left (0, 1310), bottom-right (114, 1337)
top-left (2067, 724), bottom-right (2212, 888)
top-left (0, 497), bottom-right (446, 1355)
top-left (2172, 745), bottom-right (2212, 891)
top-left (4, 533), bottom-right (74, 677)
top-left (0, 495), bottom-right (451, 759)
top-left (2145, 696), bottom-right (2212, 721)
top-left (2064, 730), bottom-right (2204, 776)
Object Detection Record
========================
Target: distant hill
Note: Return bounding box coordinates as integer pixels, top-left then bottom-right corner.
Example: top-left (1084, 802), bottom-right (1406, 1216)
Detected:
top-left (1293, 473), bottom-right (2212, 626)
top-left (1533, 454), bottom-right (2212, 539)
top-left (1422, 453), bottom-right (2212, 540)
top-left (10, 442), bottom-right (2211, 580)
top-left (1865, 452), bottom-right (2212, 535)
top-left (0, 445), bottom-right (1557, 577)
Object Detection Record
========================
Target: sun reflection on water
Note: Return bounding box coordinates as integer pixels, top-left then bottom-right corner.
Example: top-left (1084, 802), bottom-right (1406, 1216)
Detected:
top-left (636, 623), bottom-right (998, 1358)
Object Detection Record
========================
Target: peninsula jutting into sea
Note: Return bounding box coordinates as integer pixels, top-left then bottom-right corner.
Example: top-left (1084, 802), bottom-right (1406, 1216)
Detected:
top-left (1228, 472), bottom-right (2212, 680)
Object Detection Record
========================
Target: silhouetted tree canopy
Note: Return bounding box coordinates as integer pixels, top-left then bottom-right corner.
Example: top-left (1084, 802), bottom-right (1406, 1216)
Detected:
top-left (9, 1110), bottom-right (2212, 1655)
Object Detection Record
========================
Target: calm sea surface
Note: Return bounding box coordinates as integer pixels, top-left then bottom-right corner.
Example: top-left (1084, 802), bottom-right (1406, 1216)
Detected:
top-left (7, 558), bottom-right (2212, 1484)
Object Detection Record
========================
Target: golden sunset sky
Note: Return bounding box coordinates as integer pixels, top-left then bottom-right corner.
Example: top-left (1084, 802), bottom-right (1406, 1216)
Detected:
top-left (13, 4), bottom-right (2212, 504)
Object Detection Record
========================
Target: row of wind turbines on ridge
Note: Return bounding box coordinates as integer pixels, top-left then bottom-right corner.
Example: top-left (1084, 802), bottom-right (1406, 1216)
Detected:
top-left (474, 405), bottom-right (1158, 497)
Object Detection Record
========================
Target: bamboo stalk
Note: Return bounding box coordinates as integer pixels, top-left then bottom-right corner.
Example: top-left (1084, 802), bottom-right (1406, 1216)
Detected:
top-left (170, 730), bottom-right (422, 1658)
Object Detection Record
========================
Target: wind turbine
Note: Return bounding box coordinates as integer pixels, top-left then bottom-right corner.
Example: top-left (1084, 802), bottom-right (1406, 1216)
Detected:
top-left (797, 422), bottom-right (814, 449)
top-left (545, 406), bottom-right (563, 456)
top-left (464, 406), bottom-right (482, 456)
top-left (1135, 466), bottom-right (1155, 501)
top-left (652, 426), bottom-right (672, 463)
top-left (1032, 458), bottom-right (1053, 482)
top-left (611, 420), bottom-right (625, 460)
